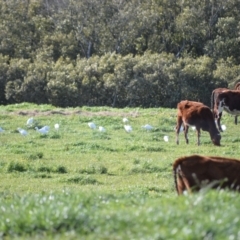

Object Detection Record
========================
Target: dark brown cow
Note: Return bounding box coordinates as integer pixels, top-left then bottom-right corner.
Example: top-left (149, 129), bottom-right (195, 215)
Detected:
top-left (176, 100), bottom-right (221, 146)
top-left (211, 82), bottom-right (240, 131)
top-left (214, 90), bottom-right (240, 131)
top-left (173, 155), bottom-right (240, 195)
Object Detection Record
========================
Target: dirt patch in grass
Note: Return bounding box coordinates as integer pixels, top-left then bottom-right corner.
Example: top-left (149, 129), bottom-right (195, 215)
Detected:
top-left (11, 110), bottom-right (140, 118)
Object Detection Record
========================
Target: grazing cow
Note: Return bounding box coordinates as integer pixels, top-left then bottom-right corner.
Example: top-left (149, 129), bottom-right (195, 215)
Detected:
top-left (211, 82), bottom-right (240, 131)
top-left (173, 155), bottom-right (240, 195)
top-left (214, 90), bottom-right (240, 131)
top-left (176, 100), bottom-right (221, 146)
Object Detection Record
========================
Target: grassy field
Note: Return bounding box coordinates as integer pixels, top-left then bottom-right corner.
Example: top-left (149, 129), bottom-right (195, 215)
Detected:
top-left (1, 103), bottom-right (240, 239)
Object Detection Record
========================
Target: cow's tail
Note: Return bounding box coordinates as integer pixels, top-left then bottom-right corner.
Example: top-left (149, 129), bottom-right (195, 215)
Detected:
top-left (211, 90), bottom-right (215, 112)
top-left (234, 82), bottom-right (240, 90)
top-left (173, 162), bottom-right (179, 195)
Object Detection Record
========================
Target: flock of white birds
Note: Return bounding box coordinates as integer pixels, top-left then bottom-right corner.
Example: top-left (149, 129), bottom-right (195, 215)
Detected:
top-left (0, 117), bottom-right (60, 136)
top-left (0, 116), bottom-right (226, 143)
top-left (87, 117), bottom-right (171, 142)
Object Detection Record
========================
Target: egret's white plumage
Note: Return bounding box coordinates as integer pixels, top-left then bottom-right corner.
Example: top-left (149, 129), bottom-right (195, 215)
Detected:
top-left (142, 124), bottom-right (153, 130)
top-left (43, 126), bottom-right (50, 131)
top-left (35, 126), bottom-right (49, 134)
top-left (0, 127), bottom-right (4, 133)
top-left (122, 118), bottom-right (129, 123)
top-left (17, 128), bottom-right (28, 136)
top-left (26, 117), bottom-right (34, 126)
top-left (54, 123), bottom-right (60, 131)
top-left (88, 122), bottom-right (96, 129)
top-left (221, 124), bottom-right (226, 131)
top-left (124, 125), bottom-right (132, 133)
top-left (163, 135), bottom-right (169, 142)
top-left (191, 126), bottom-right (196, 131)
top-left (180, 125), bottom-right (184, 132)
top-left (99, 126), bottom-right (106, 132)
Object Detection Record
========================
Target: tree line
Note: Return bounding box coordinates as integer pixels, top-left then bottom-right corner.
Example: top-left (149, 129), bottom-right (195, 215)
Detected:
top-left (0, 0), bottom-right (240, 108)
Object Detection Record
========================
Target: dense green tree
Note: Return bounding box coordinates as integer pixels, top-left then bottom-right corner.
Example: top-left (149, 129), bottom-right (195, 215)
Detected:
top-left (0, 0), bottom-right (240, 107)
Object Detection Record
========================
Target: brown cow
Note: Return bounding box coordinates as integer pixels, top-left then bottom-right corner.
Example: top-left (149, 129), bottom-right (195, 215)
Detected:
top-left (214, 90), bottom-right (240, 131)
top-left (173, 155), bottom-right (240, 195)
top-left (176, 100), bottom-right (221, 146)
top-left (211, 82), bottom-right (240, 131)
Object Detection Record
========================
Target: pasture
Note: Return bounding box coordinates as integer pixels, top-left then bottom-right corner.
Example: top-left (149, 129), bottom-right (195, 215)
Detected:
top-left (1, 103), bottom-right (240, 239)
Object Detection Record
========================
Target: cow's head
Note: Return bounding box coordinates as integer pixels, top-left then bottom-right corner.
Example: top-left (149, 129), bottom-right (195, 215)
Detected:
top-left (212, 133), bottom-right (221, 146)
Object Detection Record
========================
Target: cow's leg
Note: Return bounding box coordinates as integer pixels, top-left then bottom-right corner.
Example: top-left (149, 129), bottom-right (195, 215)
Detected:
top-left (235, 116), bottom-right (238, 125)
top-left (176, 116), bottom-right (183, 145)
top-left (184, 125), bottom-right (189, 144)
top-left (196, 127), bottom-right (201, 146)
top-left (216, 112), bottom-right (223, 132)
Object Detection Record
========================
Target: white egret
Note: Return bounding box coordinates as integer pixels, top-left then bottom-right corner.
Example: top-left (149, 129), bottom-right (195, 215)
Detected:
top-left (124, 125), bottom-right (132, 133)
top-left (99, 126), bottom-right (106, 132)
top-left (26, 117), bottom-right (34, 126)
top-left (221, 124), bottom-right (227, 131)
top-left (142, 124), bottom-right (153, 130)
top-left (191, 126), bottom-right (196, 131)
top-left (17, 128), bottom-right (28, 136)
top-left (54, 123), bottom-right (60, 131)
top-left (0, 127), bottom-right (4, 133)
top-left (163, 135), bottom-right (169, 142)
top-left (43, 126), bottom-right (50, 131)
top-left (35, 126), bottom-right (49, 134)
top-left (88, 122), bottom-right (96, 129)
top-left (122, 118), bottom-right (129, 123)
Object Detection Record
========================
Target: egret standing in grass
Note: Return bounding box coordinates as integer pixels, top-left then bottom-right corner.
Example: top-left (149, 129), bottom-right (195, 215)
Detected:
top-left (99, 126), bottom-right (106, 132)
top-left (26, 117), bottom-right (34, 126)
top-left (124, 125), bottom-right (132, 133)
top-left (0, 127), bottom-right (4, 133)
top-left (88, 122), bottom-right (96, 129)
top-left (17, 128), bottom-right (28, 136)
top-left (35, 126), bottom-right (50, 134)
top-left (142, 124), bottom-right (153, 130)
top-left (163, 135), bottom-right (169, 142)
top-left (123, 118), bottom-right (129, 123)
top-left (54, 123), bottom-right (60, 131)
top-left (221, 124), bottom-right (227, 131)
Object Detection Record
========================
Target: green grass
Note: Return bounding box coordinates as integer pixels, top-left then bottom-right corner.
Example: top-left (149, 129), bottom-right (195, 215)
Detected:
top-left (0, 103), bottom-right (240, 239)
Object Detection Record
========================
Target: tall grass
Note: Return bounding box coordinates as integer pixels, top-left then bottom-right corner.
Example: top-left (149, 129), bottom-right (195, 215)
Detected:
top-left (0, 103), bottom-right (239, 239)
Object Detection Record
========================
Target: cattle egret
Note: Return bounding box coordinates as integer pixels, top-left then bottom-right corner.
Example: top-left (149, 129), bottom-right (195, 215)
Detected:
top-left (99, 126), bottom-right (106, 132)
top-left (191, 126), bottom-right (196, 131)
top-left (35, 126), bottom-right (49, 134)
top-left (17, 128), bottom-right (28, 136)
top-left (27, 117), bottom-right (34, 126)
top-left (88, 122), bottom-right (96, 129)
top-left (124, 125), bottom-right (132, 133)
top-left (43, 126), bottom-right (50, 131)
top-left (221, 124), bottom-right (226, 131)
top-left (163, 135), bottom-right (169, 142)
top-left (123, 118), bottom-right (129, 123)
top-left (142, 124), bottom-right (153, 130)
top-left (54, 123), bottom-right (60, 131)
top-left (180, 125), bottom-right (184, 132)
top-left (0, 127), bottom-right (4, 132)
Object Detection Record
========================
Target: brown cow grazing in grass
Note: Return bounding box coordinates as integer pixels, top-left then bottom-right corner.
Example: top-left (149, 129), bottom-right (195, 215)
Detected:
top-left (173, 155), bottom-right (240, 195)
top-left (211, 82), bottom-right (240, 131)
top-left (214, 90), bottom-right (240, 132)
top-left (176, 100), bottom-right (221, 146)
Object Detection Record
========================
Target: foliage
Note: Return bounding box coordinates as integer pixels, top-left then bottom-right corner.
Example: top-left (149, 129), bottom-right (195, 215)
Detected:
top-left (0, 0), bottom-right (239, 107)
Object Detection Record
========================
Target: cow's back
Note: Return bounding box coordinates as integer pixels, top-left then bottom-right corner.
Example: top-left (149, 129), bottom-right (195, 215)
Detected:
top-left (173, 155), bottom-right (240, 194)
